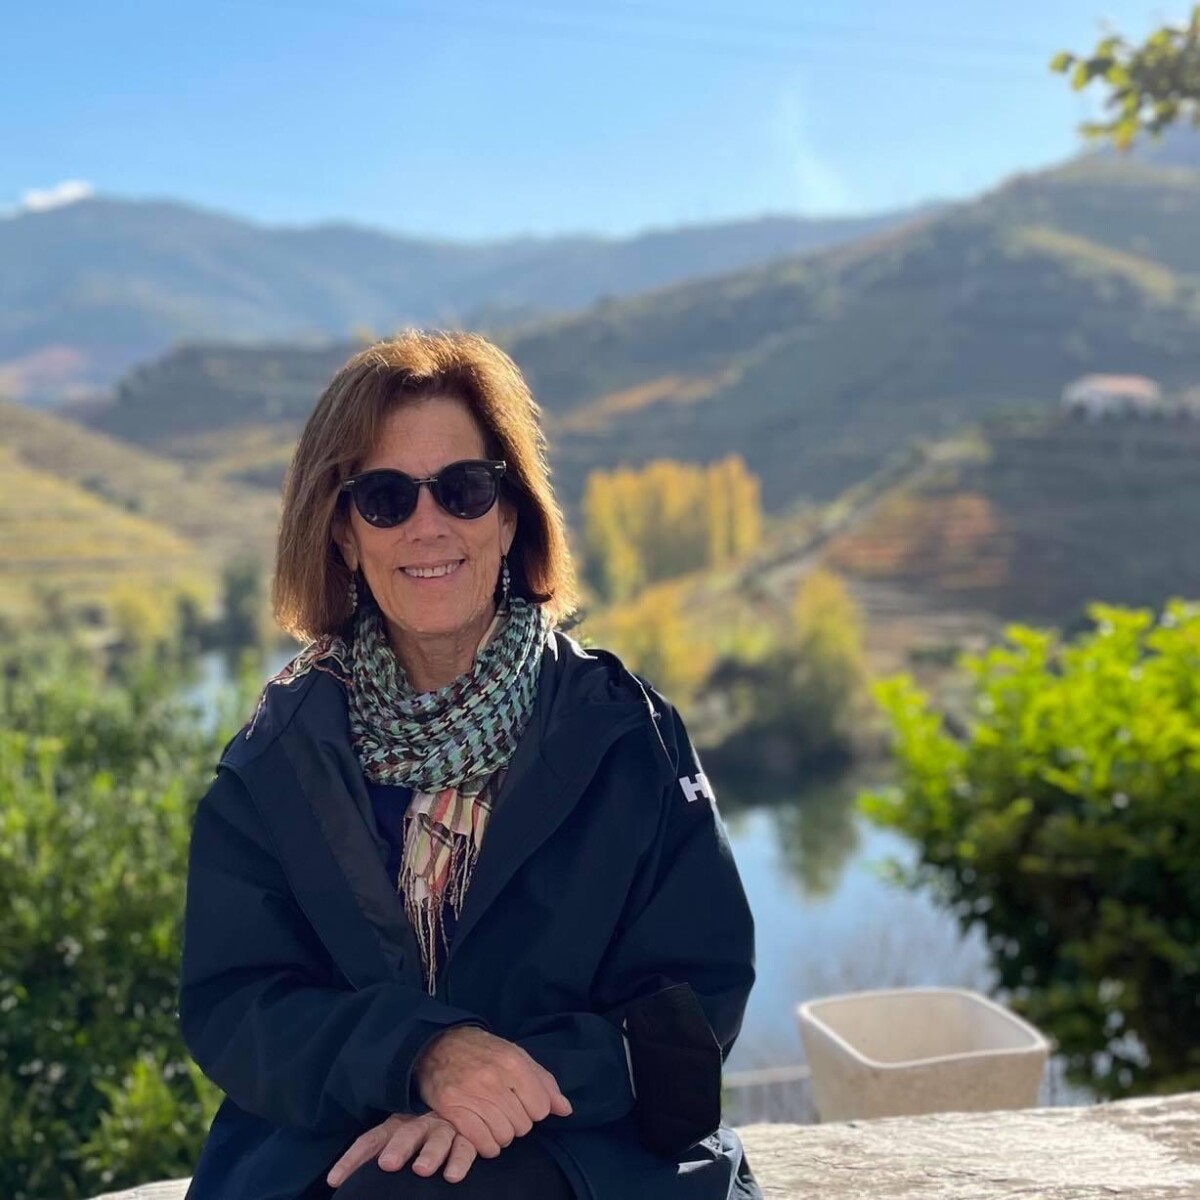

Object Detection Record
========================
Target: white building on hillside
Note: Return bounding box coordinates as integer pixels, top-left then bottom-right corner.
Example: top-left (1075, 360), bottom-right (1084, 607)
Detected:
top-left (1062, 374), bottom-right (1164, 418)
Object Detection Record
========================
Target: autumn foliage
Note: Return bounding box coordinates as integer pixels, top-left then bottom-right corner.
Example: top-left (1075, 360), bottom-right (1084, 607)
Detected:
top-left (582, 456), bottom-right (762, 602)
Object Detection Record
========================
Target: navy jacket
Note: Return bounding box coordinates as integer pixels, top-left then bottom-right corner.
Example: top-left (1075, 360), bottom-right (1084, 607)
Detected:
top-left (178, 630), bottom-right (762, 1199)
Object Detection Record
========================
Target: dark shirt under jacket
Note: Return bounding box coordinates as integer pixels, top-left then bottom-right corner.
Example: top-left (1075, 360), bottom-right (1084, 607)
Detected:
top-left (178, 631), bottom-right (762, 1200)
top-left (365, 780), bottom-right (412, 888)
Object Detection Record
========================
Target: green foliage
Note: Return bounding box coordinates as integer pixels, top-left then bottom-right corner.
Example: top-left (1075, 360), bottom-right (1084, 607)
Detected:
top-left (77, 1051), bottom-right (223, 1190)
top-left (0, 636), bottom-right (250, 1198)
top-left (1053, 8), bottom-right (1200, 147)
top-left (864, 600), bottom-right (1200, 1098)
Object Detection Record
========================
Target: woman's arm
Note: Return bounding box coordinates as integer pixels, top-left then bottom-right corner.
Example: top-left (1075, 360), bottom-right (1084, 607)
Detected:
top-left (178, 768), bottom-right (488, 1136)
top-left (516, 695), bottom-right (756, 1145)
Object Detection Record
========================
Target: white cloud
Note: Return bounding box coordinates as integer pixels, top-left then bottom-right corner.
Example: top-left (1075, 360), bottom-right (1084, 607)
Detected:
top-left (18, 179), bottom-right (95, 213)
top-left (776, 87), bottom-right (854, 214)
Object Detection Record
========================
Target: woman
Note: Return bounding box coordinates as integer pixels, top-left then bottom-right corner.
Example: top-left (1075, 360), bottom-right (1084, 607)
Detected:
top-left (179, 332), bottom-right (761, 1199)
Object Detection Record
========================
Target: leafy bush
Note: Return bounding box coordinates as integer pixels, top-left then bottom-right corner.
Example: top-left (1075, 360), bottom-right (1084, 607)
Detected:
top-left (1, 637), bottom-right (250, 1198)
top-left (864, 600), bottom-right (1200, 1098)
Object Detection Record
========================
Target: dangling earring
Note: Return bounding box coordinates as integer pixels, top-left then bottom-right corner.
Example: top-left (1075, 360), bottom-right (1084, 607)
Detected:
top-left (498, 554), bottom-right (511, 610)
top-left (347, 572), bottom-right (359, 615)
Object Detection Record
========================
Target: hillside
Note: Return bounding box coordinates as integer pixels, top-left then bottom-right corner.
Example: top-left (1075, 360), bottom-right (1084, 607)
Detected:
top-left (507, 159), bottom-right (1200, 511)
top-left (0, 197), bottom-right (926, 404)
top-left (1102, 124), bottom-right (1200, 172)
top-left (80, 154), bottom-right (1200, 523)
top-left (0, 444), bottom-right (210, 626)
top-left (823, 411), bottom-right (1200, 624)
top-left (0, 399), bottom-right (279, 564)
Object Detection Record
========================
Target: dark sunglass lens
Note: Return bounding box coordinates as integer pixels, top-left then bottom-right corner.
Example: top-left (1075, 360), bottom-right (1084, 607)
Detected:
top-left (354, 473), bottom-right (417, 527)
top-left (436, 463), bottom-right (498, 518)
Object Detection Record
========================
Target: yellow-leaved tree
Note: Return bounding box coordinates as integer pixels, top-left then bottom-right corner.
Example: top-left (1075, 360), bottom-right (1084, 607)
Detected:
top-left (582, 456), bottom-right (763, 602)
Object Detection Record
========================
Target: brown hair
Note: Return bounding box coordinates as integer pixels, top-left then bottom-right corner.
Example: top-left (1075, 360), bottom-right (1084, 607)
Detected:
top-left (273, 330), bottom-right (578, 641)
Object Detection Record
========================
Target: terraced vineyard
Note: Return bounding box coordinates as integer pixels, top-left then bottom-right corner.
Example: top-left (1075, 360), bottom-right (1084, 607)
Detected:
top-left (825, 412), bottom-right (1200, 623)
top-left (0, 399), bottom-right (279, 563)
top-left (0, 446), bottom-right (212, 624)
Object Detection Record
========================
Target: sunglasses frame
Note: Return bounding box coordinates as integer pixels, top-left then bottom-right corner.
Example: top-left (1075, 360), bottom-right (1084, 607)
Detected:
top-left (340, 458), bottom-right (507, 528)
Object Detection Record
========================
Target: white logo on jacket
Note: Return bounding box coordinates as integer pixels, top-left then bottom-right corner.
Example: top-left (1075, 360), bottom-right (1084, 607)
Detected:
top-left (679, 773), bottom-right (715, 804)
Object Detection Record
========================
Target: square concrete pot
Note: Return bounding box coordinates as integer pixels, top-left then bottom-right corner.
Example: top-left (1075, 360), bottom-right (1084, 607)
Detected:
top-left (797, 986), bottom-right (1050, 1122)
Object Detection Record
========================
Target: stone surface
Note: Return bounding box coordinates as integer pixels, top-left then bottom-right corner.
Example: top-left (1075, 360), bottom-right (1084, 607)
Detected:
top-left (739, 1092), bottom-right (1200, 1199)
top-left (87, 1092), bottom-right (1200, 1200)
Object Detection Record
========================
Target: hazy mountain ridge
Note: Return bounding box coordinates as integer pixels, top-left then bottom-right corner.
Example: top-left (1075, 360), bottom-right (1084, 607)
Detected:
top-left (69, 151), bottom-right (1200, 525)
top-left (0, 196), bottom-right (930, 404)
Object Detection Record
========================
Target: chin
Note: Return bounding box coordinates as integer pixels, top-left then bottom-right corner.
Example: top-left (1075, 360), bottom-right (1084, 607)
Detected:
top-left (384, 596), bottom-right (491, 641)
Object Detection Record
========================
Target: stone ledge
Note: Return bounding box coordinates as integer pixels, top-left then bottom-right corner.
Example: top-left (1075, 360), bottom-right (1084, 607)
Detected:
top-left (88, 1092), bottom-right (1200, 1200)
top-left (739, 1092), bottom-right (1200, 1199)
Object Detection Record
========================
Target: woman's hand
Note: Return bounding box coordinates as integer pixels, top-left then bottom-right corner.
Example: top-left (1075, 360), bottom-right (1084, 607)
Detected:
top-left (414, 1025), bottom-right (574, 1157)
top-left (326, 1112), bottom-right (477, 1188)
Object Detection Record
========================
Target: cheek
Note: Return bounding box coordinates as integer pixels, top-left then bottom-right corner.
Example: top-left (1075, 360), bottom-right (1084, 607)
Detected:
top-left (355, 527), bottom-right (397, 577)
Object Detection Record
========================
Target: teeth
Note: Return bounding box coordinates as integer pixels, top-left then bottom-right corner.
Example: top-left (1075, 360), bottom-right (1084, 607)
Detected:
top-left (403, 561), bottom-right (462, 579)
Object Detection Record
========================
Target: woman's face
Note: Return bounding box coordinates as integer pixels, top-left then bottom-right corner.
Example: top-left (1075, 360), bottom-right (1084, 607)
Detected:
top-left (334, 394), bottom-right (517, 650)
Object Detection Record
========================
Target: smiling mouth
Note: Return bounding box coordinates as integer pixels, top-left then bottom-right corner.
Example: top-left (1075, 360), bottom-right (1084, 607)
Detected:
top-left (400, 560), bottom-right (465, 580)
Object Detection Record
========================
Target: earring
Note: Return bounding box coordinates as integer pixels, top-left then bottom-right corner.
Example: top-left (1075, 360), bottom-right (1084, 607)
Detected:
top-left (498, 554), bottom-right (511, 609)
top-left (347, 572), bottom-right (359, 615)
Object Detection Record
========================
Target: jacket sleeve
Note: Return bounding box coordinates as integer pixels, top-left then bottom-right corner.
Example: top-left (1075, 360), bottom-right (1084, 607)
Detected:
top-left (518, 698), bottom-right (756, 1142)
top-left (178, 767), bottom-right (487, 1135)
top-left (593, 699), bottom-right (756, 1056)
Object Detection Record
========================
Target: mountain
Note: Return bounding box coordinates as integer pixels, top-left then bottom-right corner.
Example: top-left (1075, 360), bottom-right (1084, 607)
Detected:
top-left (0, 196), bottom-right (929, 405)
top-left (75, 151), bottom-right (1200, 523)
top-left (504, 154), bottom-right (1200, 510)
top-left (82, 145), bottom-right (1200, 516)
top-left (1102, 124), bottom-right (1200, 171)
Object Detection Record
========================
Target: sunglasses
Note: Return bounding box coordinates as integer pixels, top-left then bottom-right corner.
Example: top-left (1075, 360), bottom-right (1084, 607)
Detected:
top-left (340, 459), bottom-right (507, 528)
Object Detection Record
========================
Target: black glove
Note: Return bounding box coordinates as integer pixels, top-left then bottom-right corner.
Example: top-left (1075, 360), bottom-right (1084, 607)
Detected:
top-left (624, 982), bottom-right (723, 1158)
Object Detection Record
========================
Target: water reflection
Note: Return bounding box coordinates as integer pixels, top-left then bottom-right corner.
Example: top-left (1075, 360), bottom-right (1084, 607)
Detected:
top-left (712, 766), bottom-right (870, 900)
top-left (768, 780), bottom-right (861, 900)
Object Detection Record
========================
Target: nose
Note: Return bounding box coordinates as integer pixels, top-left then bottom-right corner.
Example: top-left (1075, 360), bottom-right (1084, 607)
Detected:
top-left (402, 480), bottom-right (452, 538)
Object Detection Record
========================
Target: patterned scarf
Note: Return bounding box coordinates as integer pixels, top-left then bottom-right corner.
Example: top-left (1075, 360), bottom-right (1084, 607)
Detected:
top-left (247, 594), bottom-right (551, 992)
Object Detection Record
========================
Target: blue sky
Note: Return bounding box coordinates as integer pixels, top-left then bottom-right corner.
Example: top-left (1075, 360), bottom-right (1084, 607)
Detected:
top-left (1, 1), bottom-right (1184, 239)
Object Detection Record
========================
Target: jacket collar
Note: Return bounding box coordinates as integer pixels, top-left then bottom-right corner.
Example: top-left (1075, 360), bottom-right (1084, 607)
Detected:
top-left (221, 630), bottom-right (670, 995)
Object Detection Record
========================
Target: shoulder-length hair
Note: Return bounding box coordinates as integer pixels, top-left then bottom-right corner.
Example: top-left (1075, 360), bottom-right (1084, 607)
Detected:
top-left (273, 330), bottom-right (578, 641)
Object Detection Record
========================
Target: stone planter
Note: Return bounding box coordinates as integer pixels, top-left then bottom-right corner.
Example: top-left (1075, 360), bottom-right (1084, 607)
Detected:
top-left (797, 986), bottom-right (1050, 1121)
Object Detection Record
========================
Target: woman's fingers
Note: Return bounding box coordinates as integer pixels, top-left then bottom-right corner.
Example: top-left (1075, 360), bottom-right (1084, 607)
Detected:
top-left (405, 1119), bottom-right (457, 1176)
top-left (439, 1105), bottom-right (502, 1158)
top-left (327, 1124), bottom-right (391, 1187)
top-left (494, 1081), bottom-right (535, 1137)
top-left (442, 1134), bottom-right (478, 1184)
top-left (468, 1094), bottom-right (519, 1150)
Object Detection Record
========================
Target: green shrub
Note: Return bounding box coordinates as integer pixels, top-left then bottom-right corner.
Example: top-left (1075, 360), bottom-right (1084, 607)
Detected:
top-left (1, 637), bottom-right (247, 1198)
top-left (864, 600), bottom-right (1200, 1099)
